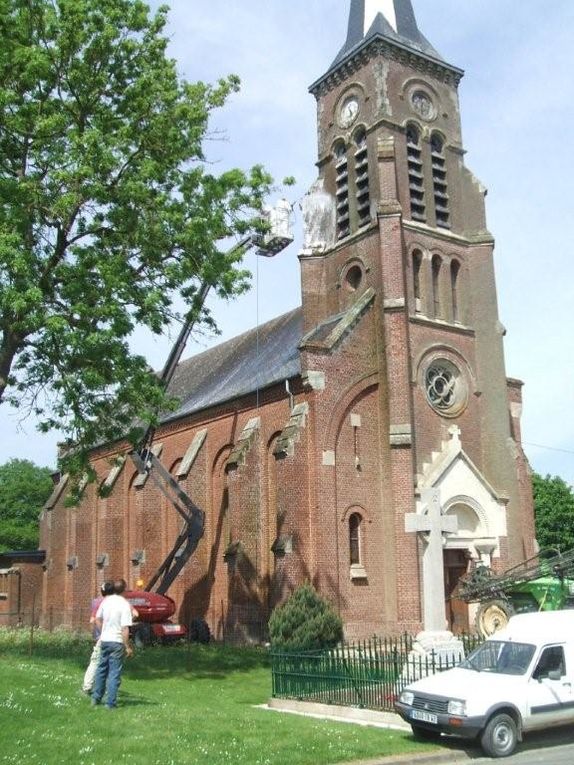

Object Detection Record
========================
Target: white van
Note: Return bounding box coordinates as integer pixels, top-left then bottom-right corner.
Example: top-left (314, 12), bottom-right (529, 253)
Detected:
top-left (395, 611), bottom-right (574, 757)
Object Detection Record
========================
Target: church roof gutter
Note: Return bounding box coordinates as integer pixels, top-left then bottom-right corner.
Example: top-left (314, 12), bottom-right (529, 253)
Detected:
top-left (309, 33), bottom-right (464, 95)
top-left (159, 370), bottom-right (301, 428)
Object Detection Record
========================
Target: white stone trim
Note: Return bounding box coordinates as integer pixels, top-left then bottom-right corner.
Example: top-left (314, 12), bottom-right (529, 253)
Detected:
top-left (133, 443), bottom-right (163, 487)
top-left (443, 494), bottom-right (490, 537)
top-left (177, 430), bottom-right (207, 478)
top-left (510, 402), bottom-right (523, 419)
top-left (323, 450), bottom-right (336, 466)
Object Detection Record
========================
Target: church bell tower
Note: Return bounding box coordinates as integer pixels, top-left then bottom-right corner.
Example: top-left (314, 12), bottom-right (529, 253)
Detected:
top-left (299, 0), bottom-right (535, 636)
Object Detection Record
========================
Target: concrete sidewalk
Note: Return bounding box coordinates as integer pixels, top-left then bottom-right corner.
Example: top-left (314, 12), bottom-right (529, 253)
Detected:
top-left (265, 699), bottom-right (475, 765)
top-left (266, 697), bottom-right (410, 731)
top-left (340, 753), bottom-right (472, 765)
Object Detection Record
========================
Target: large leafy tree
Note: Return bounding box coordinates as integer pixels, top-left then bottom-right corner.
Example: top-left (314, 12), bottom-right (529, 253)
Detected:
top-left (533, 473), bottom-right (574, 552)
top-left (0, 0), bottom-right (272, 473)
top-left (0, 458), bottom-right (53, 550)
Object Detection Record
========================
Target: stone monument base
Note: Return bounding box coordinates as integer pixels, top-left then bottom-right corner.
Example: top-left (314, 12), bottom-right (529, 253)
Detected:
top-left (398, 630), bottom-right (465, 693)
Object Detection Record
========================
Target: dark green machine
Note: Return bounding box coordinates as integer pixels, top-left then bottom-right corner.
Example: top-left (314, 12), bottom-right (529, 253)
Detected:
top-left (458, 548), bottom-right (574, 637)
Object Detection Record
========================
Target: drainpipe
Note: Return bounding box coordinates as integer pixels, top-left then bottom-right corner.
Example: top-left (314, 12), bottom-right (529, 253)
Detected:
top-left (285, 380), bottom-right (294, 411)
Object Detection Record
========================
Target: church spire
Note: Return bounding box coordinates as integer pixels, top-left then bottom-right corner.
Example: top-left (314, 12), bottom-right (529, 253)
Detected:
top-left (332, 0), bottom-right (444, 70)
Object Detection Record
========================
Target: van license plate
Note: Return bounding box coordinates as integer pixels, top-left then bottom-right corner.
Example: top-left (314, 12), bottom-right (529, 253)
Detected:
top-left (411, 710), bottom-right (438, 724)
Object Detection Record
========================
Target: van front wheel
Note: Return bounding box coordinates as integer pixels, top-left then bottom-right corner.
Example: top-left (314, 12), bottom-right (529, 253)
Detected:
top-left (480, 713), bottom-right (518, 758)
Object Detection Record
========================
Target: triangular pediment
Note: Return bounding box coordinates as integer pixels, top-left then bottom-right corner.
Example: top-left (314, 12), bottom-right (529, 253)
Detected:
top-left (419, 428), bottom-right (503, 499)
top-left (416, 428), bottom-right (508, 547)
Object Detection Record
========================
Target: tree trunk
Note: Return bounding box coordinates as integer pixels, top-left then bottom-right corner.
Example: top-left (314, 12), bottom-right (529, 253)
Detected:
top-left (0, 333), bottom-right (20, 405)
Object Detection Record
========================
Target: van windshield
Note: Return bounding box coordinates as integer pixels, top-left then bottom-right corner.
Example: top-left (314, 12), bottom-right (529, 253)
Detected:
top-left (461, 641), bottom-right (536, 675)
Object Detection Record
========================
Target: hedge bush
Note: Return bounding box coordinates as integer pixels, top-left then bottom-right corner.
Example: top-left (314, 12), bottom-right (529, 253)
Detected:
top-left (268, 584), bottom-right (343, 651)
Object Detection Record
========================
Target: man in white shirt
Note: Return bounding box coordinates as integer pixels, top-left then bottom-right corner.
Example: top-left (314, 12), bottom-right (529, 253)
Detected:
top-left (82, 580), bottom-right (114, 694)
top-left (91, 578), bottom-right (133, 709)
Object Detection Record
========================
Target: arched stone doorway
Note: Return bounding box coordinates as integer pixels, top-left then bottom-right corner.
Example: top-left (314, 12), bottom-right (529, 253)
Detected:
top-left (443, 501), bottom-right (498, 633)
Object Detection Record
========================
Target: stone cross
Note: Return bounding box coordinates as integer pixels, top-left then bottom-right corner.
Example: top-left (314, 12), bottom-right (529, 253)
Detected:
top-left (405, 488), bottom-right (458, 632)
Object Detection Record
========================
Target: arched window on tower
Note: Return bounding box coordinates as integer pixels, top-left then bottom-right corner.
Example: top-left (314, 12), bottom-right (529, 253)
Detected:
top-left (431, 132), bottom-right (450, 229)
top-left (349, 513), bottom-right (362, 566)
top-left (412, 249), bottom-right (423, 313)
top-left (354, 128), bottom-right (371, 228)
top-left (407, 124), bottom-right (426, 223)
top-left (334, 141), bottom-right (350, 240)
top-left (432, 254), bottom-right (442, 319)
top-left (451, 259), bottom-right (461, 323)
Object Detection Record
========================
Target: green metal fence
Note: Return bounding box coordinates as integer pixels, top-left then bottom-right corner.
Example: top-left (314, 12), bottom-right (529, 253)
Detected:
top-left (271, 633), bottom-right (482, 712)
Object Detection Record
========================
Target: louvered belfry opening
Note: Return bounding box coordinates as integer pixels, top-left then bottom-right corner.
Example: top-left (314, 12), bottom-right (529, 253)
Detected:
top-left (431, 132), bottom-right (450, 228)
top-left (406, 124), bottom-right (426, 222)
top-left (335, 141), bottom-right (351, 239)
top-left (354, 128), bottom-right (370, 228)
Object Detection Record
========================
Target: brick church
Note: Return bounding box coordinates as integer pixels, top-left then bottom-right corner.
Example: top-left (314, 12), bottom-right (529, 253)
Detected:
top-left (35, 0), bottom-right (536, 641)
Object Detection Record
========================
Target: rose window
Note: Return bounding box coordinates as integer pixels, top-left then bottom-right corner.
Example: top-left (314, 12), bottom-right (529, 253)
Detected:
top-left (424, 359), bottom-right (467, 416)
top-left (411, 90), bottom-right (435, 121)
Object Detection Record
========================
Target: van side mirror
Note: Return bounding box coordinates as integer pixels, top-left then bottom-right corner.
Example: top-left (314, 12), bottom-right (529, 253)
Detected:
top-left (548, 670), bottom-right (563, 681)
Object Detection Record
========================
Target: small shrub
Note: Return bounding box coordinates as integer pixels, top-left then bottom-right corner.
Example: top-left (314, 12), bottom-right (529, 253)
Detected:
top-left (269, 584), bottom-right (343, 651)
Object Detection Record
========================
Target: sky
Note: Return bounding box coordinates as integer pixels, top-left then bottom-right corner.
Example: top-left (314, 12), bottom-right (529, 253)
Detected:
top-left (1, 0), bottom-right (573, 486)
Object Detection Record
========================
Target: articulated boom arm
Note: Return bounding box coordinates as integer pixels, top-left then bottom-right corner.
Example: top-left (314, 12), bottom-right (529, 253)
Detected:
top-left (131, 450), bottom-right (205, 595)
top-left (129, 204), bottom-right (294, 596)
top-left (136, 279), bottom-right (212, 459)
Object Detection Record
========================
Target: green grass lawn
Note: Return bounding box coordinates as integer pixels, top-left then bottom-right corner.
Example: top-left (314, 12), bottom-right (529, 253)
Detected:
top-left (0, 629), bottom-right (437, 765)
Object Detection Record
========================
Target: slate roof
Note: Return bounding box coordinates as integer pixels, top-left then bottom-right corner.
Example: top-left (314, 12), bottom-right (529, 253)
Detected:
top-left (312, 0), bottom-right (461, 91)
top-left (335, 0), bottom-right (443, 65)
top-left (0, 550), bottom-right (46, 566)
top-left (162, 307), bottom-right (303, 424)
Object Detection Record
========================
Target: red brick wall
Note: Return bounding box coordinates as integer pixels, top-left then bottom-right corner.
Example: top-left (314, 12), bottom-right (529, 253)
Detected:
top-left (0, 570), bottom-right (20, 626)
top-left (0, 565), bottom-right (43, 627)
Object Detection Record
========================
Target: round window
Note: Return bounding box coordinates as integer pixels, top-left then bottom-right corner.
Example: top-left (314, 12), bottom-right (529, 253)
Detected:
top-left (424, 359), bottom-right (467, 416)
top-left (411, 90), bottom-right (435, 121)
top-left (345, 265), bottom-right (363, 291)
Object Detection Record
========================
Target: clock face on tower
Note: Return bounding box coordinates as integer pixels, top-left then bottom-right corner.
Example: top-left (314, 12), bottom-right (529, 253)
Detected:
top-left (339, 96), bottom-right (360, 128)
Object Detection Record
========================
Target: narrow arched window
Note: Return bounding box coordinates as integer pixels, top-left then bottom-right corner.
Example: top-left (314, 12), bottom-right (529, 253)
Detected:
top-left (431, 133), bottom-right (450, 228)
top-left (349, 513), bottom-right (362, 565)
top-left (451, 259), bottom-right (460, 323)
top-left (412, 249), bottom-right (423, 312)
top-left (432, 254), bottom-right (442, 319)
top-left (334, 141), bottom-right (350, 240)
top-left (406, 124), bottom-right (426, 223)
top-left (354, 128), bottom-right (371, 228)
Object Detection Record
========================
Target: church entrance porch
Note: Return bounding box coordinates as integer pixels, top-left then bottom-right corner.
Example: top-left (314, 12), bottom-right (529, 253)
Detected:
top-left (406, 426), bottom-right (508, 634)
top-left (444, 549), bottom-right (470, 633)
